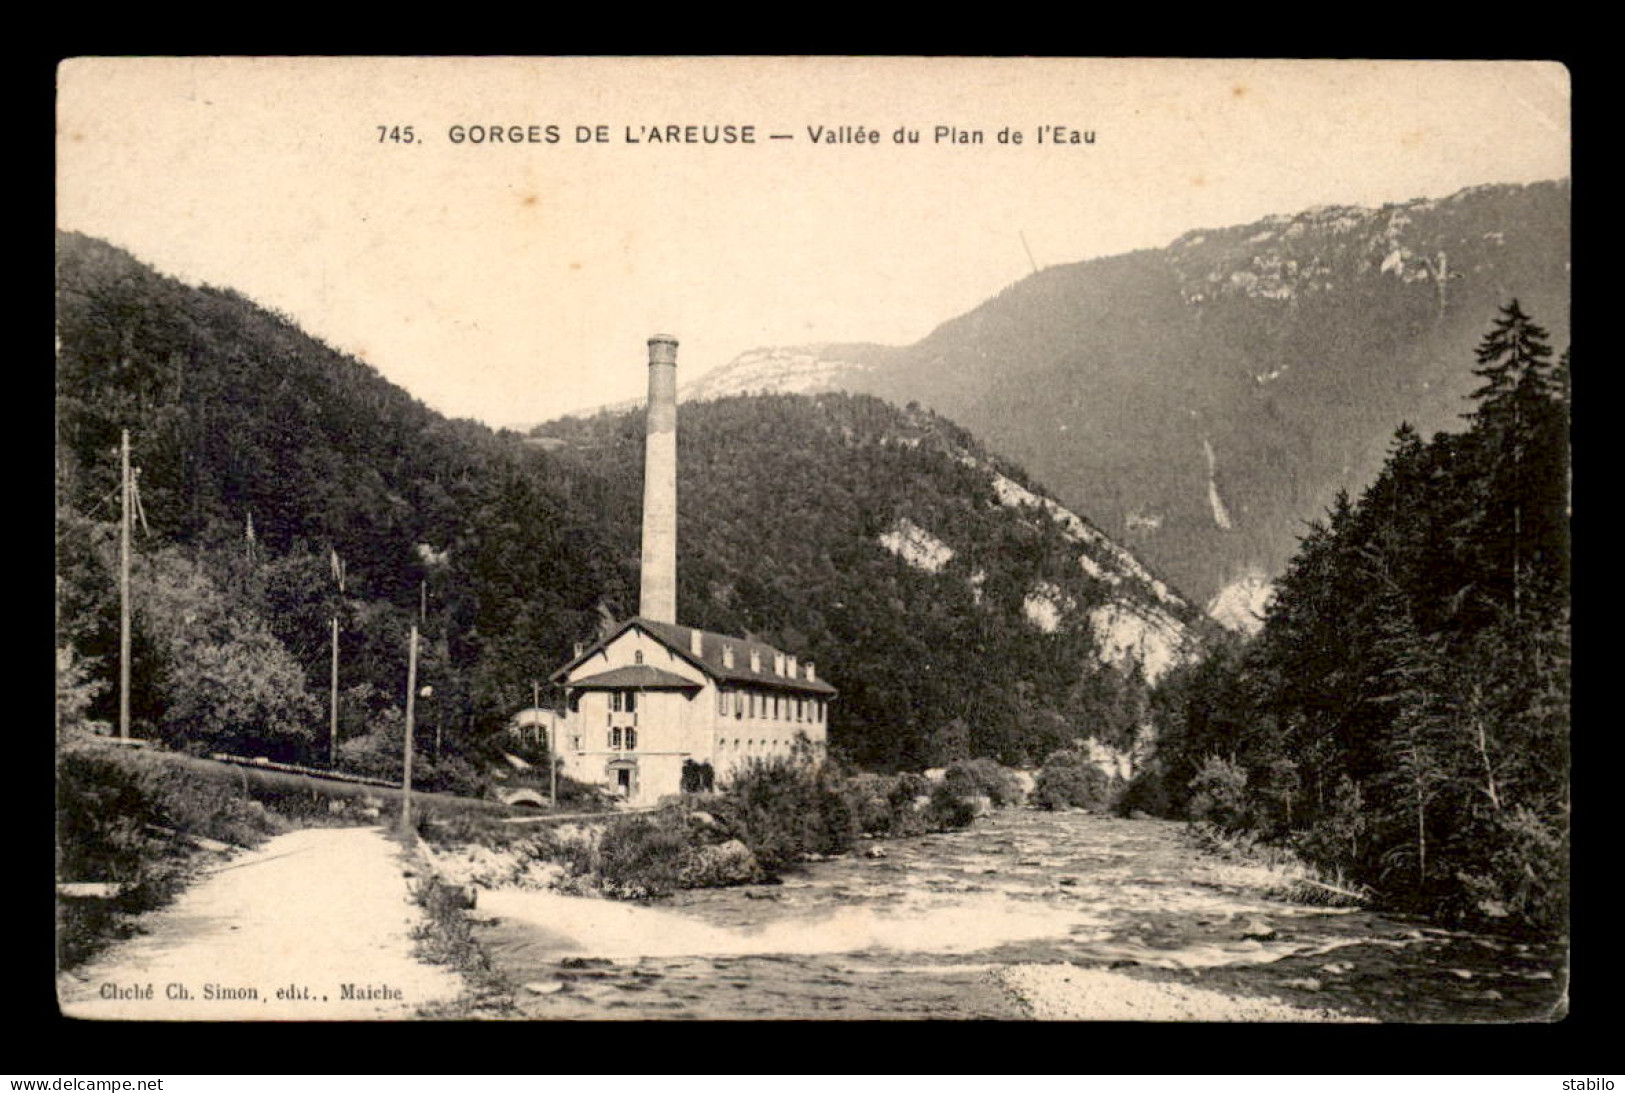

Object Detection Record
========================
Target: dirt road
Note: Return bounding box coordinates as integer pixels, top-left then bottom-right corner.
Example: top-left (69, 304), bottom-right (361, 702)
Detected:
top-left (57, 826), bottom-right (463, 1020)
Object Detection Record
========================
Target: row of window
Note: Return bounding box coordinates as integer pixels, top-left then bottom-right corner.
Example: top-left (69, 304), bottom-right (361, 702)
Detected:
top-left (717, 688), bottom-right (825, 723)
top-left (583, 729), bottom-right (809, 756)
top-left (718, 736), bottom-right (795, 755)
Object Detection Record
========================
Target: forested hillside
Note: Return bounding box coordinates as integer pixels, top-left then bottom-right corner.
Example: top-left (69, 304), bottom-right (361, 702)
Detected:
top-left (680, 182), bottom-right (1570, 614)
top-left (537, 394), bottom-right (1211, 768)
top-left (56, 233), bottom-right (1199, 781)
top-left (57, 231), bottom-right (636, 786)
top-left (1137, 303), bottom-right (1570, 933)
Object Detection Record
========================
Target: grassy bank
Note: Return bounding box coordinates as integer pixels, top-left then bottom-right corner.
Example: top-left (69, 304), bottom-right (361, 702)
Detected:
top-left (56, 742), bottom-right (288, 970)
top-left (403, 848), bottom-right (522, 1019)
top-left (1184, 821), bottom-right (1369, 908)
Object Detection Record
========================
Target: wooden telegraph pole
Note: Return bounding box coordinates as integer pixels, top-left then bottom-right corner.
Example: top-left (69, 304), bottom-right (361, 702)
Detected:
top-left (401, 624), bottom-right (419, 835)
top-left (118, 429), bottom-right (131, 741)
top-left (329, 616), bottom-right (339, 767)
top-left (330, 549), bottom-right (345, 768)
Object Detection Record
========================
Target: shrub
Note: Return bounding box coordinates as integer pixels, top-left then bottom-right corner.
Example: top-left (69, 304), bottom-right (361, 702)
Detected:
top-left (1295, 774), bottom-right (1367, 868)
top-left (594, 812), bottom-right (692, 899)
top-left (1187, 754), bottom-right (1251, 830)
top-left (1116, 762), bottom-right (1174, 817)
top-left (924, 780), bottom-right (978, 830)
top-left (710, 757), bottom-right (855, 872)
top-left (837, 772), bottom-right (898, 835)
top-left (1449, 805), bottom-right (1569, 932)
top-left (681, 760), bottom-right (716, 794)
top-left (890, 771), bottom-right (929, 804)
top-left (56, 647), bottom-right (108, 741)
top-left (943, 758), bottom-right (1025, 807)
top-left (1033, 748), bottom-right (1115, 811)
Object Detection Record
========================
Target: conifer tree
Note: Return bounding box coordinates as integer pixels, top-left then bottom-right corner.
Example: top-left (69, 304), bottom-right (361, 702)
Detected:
top-left (1463, 300), bottom-right (1567, 619)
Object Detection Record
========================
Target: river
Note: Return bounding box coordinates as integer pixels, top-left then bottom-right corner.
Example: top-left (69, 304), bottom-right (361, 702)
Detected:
top-left (464, 809), bottom-right (1566, 1021)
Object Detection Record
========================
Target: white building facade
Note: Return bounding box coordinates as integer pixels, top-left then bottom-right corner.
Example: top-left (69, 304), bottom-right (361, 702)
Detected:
top-left (552, 617), bottom-right (835, 804)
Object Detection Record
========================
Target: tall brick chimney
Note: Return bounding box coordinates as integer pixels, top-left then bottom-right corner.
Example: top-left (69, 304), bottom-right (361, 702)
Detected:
top-left (640, 334), bottom-right (679, 623)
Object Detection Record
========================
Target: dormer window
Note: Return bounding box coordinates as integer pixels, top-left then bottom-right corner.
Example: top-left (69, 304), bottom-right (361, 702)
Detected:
top-left (749, 649), bottom-right (761, 673)
top-left (722, 645), bottom-right (735, 670)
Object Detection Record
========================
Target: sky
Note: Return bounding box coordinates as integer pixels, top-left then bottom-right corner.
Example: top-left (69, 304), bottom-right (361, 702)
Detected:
top-left (56, 57), bottom-right (1571, 428)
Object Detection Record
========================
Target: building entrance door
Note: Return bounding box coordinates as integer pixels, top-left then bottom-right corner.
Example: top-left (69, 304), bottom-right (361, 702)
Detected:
top-left (616, 768), bottom-right (631, 796)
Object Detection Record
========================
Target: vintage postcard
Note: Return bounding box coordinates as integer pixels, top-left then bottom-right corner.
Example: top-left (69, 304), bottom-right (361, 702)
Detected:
top-left (55, 57), bottom-right (1570, 1022)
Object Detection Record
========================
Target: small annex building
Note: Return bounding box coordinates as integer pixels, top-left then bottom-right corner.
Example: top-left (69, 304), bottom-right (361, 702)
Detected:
top-left (551, 617), bottom-right (836, 804)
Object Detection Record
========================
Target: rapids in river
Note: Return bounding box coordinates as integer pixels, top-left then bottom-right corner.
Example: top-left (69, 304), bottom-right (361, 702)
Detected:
top-left (467, 809), bottom-right (1566, 1021)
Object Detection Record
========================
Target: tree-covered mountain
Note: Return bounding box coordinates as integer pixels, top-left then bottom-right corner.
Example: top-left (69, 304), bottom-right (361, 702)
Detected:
top-left (672, 181), bottom-right (1571, 617)
top-left (55, 232), bottom-right (1204, 780)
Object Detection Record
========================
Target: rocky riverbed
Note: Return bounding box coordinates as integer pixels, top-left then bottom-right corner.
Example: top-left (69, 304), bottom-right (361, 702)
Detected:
top-left (444, 809), bottom-right (1566, 1021)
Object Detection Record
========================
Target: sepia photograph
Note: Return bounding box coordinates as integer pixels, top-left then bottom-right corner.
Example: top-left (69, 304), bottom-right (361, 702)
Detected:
top-left (54, 56), bottom-right (1570, 1023)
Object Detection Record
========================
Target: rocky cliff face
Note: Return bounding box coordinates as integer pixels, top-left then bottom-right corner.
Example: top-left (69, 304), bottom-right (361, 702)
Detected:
top-left (873, 447), bottom-right (1206, 685)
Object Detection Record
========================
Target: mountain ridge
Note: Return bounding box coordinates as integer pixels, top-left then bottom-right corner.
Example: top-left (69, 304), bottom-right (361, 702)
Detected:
top-left (654, 180), bottom-right (1571, 613)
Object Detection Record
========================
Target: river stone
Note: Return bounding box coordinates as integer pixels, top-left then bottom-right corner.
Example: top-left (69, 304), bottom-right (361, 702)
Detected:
top-left (680, 838), bottom-right (761, 886)
top-left (864, 846), bottom-right (888, 859)
top-left (525, 980), bottom-right (566, 995)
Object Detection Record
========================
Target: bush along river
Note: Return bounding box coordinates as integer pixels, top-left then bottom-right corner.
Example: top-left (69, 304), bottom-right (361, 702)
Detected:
top-left (441, 809), bottom-right (1567, 1021)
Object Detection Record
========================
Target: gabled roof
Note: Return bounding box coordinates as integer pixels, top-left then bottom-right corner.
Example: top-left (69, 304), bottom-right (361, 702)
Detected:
top-left (553, 616), bottom-right (837, 696)
top-left (569, 664), bottom-right (704, 690)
